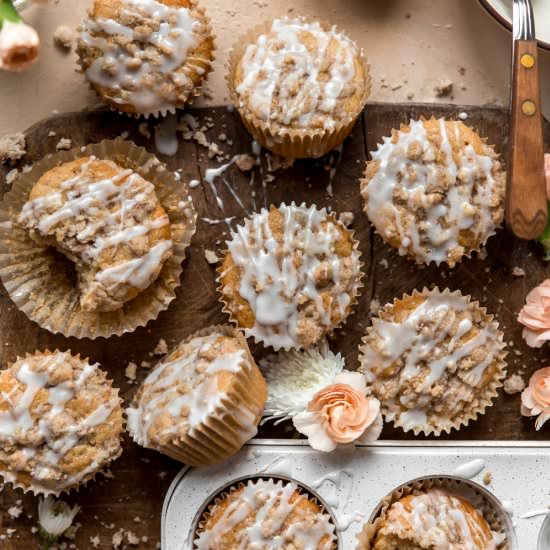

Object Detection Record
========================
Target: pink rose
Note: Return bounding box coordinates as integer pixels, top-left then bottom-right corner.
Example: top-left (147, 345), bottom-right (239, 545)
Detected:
top-left (518, 280), bottom-right (550, 348)
top-left (293, 372), bottom-right (382, 452)
top-left (521, 367), bottom-right (550, 430)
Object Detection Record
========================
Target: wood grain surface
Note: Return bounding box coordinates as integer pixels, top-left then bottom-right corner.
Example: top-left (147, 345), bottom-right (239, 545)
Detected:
top-left (0, 103), bottom-right (549, 549)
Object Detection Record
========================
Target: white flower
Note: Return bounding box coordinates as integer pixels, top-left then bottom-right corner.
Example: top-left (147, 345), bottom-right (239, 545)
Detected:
top-left (38, 496), bottom-right (80, 539)
top-left (260, 341), bottom-right (344, 423)
top-left (0, 19), bottom-right (39, 72)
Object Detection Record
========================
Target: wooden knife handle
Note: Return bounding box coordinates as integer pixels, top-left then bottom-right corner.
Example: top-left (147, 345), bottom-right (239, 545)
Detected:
top-left (506, 40), bottom-right (547, 240)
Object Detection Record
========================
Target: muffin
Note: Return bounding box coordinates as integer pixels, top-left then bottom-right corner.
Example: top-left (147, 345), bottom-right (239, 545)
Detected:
top-left (195, 478), bottom-right (336, 549)
top-left (227, 16), bottom-right (370, 158)
top-left (218, 203), bottom-right (363, 350)
top-left (361, 118), bottom-right (506, 267)
top-left (363, 488), bottom-right (506, 549)
top-left (77, 0), bottom-right (215, 117)
top-left (18, 156), bottom-right (173, 313)
top-left (359, 288), bottom-right (506, 435)
top-left (126, 326), bottom-right (267, 467)
top-left (0, 350), bottom-right (123, 496)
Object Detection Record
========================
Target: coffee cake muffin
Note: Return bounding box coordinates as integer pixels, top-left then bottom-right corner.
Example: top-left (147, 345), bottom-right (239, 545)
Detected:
top-left (359, 288), bottom-right (506, 435)
top-left (361, 118), bottom-right (505, 267)
top-left (0, 351), bottom-right (123, 495)
top-left (195, 478), bottom-right (336, 549)
top-left (363, 489), bottom-right (506, 550)
top-left (227, 16), bottom-right (370, 158)
top-left (18, 156), bottom-right (173, 313)
top-left (126, 326), bottom-right (267, 467)
top-left (218, 203), bottom-right (363, 350)
top-left (77, 0), bottom-right (215, 116)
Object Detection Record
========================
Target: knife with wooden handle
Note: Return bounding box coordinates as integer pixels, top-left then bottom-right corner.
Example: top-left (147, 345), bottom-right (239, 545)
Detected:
top-left (506, 0), bottom-right (547, 240)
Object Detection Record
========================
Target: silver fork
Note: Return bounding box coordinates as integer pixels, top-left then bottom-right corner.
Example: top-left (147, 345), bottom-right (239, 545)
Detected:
top-left (505, 0), bottom-right (547, 239)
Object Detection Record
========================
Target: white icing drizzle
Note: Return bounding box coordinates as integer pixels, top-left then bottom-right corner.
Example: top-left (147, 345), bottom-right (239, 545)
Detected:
top-left (453, 458), bottom-right (486, 479)
top-left (223, 203), bottom-right (361, 349)
top-left (79, 0), bottom-right (205, 114)
top-left (364, 119), bottom-right (501, 266)
top-left (196, 479), bottom-right (335, 549)
top-left (381, 490), bottom-right (505, 550)
top-left (0, 352), bottom-right (120, 493)
top-left (18, 157), bottom-right (172, 307)
top-left (126, 333), bottom-right (256, 447)
top-left (154, 113), bottom-right (179, 156)
top-left (361, 291), bottom-right (502, 432)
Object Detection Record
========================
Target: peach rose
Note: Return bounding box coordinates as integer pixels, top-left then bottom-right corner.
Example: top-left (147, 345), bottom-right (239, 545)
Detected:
top-left (293, 371), bottom-right (382, 452)
top-left (518, 280), bottom-right (550, 348)
top-left (521, 367), bottom-right (550, 430)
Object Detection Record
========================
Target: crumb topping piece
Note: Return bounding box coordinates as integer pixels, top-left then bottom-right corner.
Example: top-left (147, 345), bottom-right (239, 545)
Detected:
top-left (18, 156), bottom-right (173, 312)
top-left (196, 479), bottom-right (336, 549)
top-left (220, 203), bottom-right (362, 350)
top-left (362, 119), bottom-right (505, 267)
top-left (235, 17), bottom-right (366, 131)
top-left (360, 289), bottom-right (505, 434)
top-left (0, 351), bottom-right (123, 494)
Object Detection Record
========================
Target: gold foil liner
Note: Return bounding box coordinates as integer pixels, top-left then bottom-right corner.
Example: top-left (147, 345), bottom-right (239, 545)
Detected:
top-left (356, 476), bottom-right (513, 550)
top-left (193, 475), bottom-right (338, 549)
top-left (127, 325), bottom-right (267, 467)
top-left (76, 0), bottom-right (216, 119)
top-left (0, 349), bottom-right (125, 497)
top-left (226, 16), bottom-right (371, 159)
top-left (360, 117), bottom-right (506, 268)
top-left (359, 287), bottom-right (507, 436)
top-left (0, 138), bottom-right (197, 339)
top-left (215, 203), bottom-right (365, 351)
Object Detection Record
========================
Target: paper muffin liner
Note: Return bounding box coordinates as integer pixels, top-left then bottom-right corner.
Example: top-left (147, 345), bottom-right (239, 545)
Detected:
top-left (193, 475), bottom-right (338, 549)
top-left (356, 475), bottom-right (514, 550)
top-left (76, 0), bottom-right (216, 119)
top-left (0, 138), bottom-right (197, 339)
top-left (0, 349), bottom-right (125, 497)
top-left (127, 324), bottom-right (267, 467)
top-left (359, 287), bottom-right (507, 436)
top-left (215, 203), bottom-right (365, 351)
top-left (359, 117), bottom-right (506, 268)
top-left (226, 17), bottom-right (371, 159)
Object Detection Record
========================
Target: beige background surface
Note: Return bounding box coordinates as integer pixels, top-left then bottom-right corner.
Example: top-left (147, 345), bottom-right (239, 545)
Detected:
top-left (2, 0), bottom-right (550, 134)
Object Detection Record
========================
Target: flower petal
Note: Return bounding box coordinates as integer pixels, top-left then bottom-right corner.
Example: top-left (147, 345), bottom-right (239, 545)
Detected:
top-left (333, 371), bottom-right (367, 394)
top-left (293, 411), bottom-right (337, 452)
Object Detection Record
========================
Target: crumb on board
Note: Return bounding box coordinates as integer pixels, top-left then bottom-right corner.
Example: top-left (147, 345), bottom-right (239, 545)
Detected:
top-left (434, 78), bottom-right (453, 97)
top-left (482, 471), bottom-right (492, 485)
top-left (153, 338), bottom-right (168, 356)
top-left (204, 248), bottom-right (219, 264)
top-left (125, 362), bottom-right (138, 384)
top-left (503, 373), bottom-right (526, 395)
top-left (234, 154), bottom-right (255, 172)
top-left (369, 299), bottom-right (381, 315)
top-left (0, 132), bottom-right (26, 164)
top-left (90, 535), bottom-right (100, 548)
top-left (512, 266), bottom-right (526, 277)
top-left (56, 138), bottom-right (72, 151)
top-left (53, 25), bottom-right (76, 50)
top-left (338, 211), bottom-right (354, 227)
top-left (5, 168), bottom-right (19, 186)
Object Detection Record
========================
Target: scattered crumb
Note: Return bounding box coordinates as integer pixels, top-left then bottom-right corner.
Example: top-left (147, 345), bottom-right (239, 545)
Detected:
top-left (512, 266), bottom-right (526, 277)
top-left (503, 374), bottom-right (526, 395)
top-left (140, 360), bottom-right (151, 369)
top-left (112, 529), bottom-right (124, 548)
top-left (204, 248), bottom-right (219, 264)
top-left (56, 138), bottom-right (72, 151)
top-left (127, 531), bottom-right (140, 546)
top-left (482, 471), bottom-right (492, 485)
top-left (48, 130), bottom-right (57, 137)
top-left (406, 92), bottom-right (415, 100)
top-left (434, 78), bottom-right (453, 97)
top-left (369, 299), bottom-right (381, 315)
top-left (125, 361), bottom-right (138, 383)
top-left (90, 535), bottom-right (100, 548)
top-left (7, 504), bottom-right (22, 519)
top-left (138, 122), bottom-right (151, 139)
top-left (53, 25), bottom-right (76, 50)
top-left (478, 247), bottom-right (488, 260)
top-left (235, 154), bottom-right (256, 172)
top-left (153, 338), bottom-right (168, 355)
top-left (338, 211), bottom-right (354, 227)
top-left (379, 258), bottom-right (389, 269)
top-left (0, 132), bottom-right (26, 164)
top-left (5, 168), bottom-right (19, 185)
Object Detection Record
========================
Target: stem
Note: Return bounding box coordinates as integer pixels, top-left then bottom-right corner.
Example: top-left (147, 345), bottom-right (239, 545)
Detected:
top-left (0, 0), bottom-right (22, 28)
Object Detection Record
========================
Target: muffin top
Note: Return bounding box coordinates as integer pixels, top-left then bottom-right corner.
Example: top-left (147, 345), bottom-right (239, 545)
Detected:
top-left (232, 17), bottom-right (368, 132)
top-left (18, 156), bottom-right (173, 312)
top-left (0, 351), bottom-right (123, 495)
top-left (359, 288), bottom-right (506, 435)
top-left (77, 0), bottom-right (214, 115)
top-left (373, 489), bottom-right (505, 550)
top-left (219, 204), bottom-right (363, 350)
top-left (361, 119), bottom-right (505, 267)
top-left (126, 330), bottom-right (258, 448)
top-left (196, 479), bottom-right (336, 549)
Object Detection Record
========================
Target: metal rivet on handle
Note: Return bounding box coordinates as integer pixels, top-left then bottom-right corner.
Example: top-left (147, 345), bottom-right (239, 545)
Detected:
top-left (522, 100), bottom-right (537, 116)
top-left (520, 53), bottom-right (536, 69)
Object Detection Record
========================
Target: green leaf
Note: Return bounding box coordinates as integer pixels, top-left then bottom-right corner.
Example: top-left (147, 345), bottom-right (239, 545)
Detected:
top-left (536, 203), bottom-right (550, 261)
top-left (0, 0), bottom-right (22, 29)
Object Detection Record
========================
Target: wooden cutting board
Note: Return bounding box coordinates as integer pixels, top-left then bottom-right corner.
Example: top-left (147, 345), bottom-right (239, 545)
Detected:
top-left (0, 102), bottom-right (549, 548)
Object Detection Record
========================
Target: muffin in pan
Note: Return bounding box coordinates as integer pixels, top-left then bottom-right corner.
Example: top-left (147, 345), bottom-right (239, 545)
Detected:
top-left (227, 16), bottom-right (370, 158)
top-left (18, 156), bottom-right (173, 313)
top-left (361, 118), bottom-right (506, 267)
top-left (195, 477), bottom-right (337, 549)
top-left (217, 203), bottom-right (363, 350)
top-left (0, 350), bottom-right (123, 496)
top-left (126, 325), bottom-right (267, 467)
top-left (77, 0), bottom-right (215, 117)
top-left (359, 288), bottom-right (506, 436)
